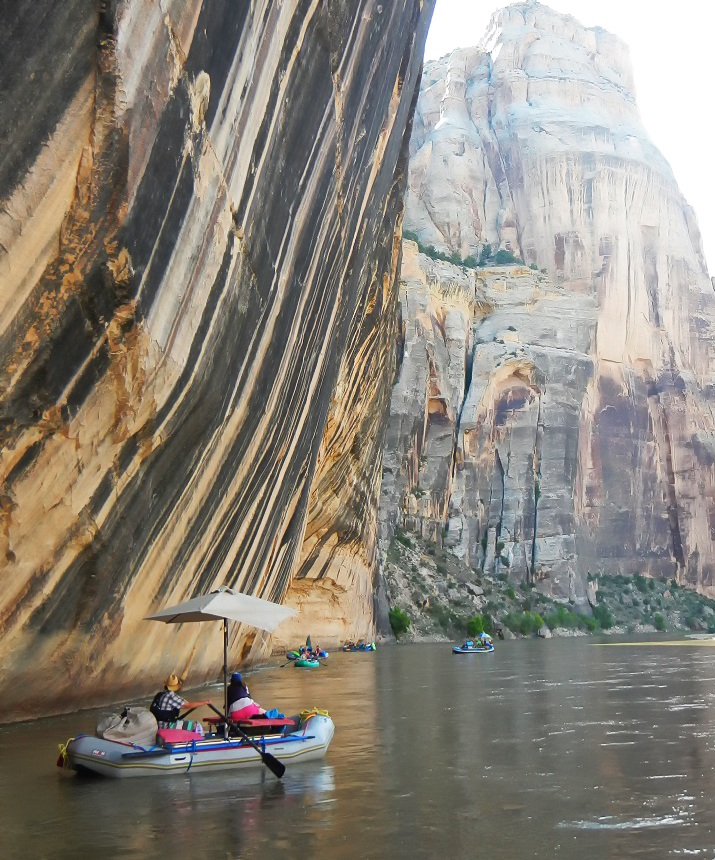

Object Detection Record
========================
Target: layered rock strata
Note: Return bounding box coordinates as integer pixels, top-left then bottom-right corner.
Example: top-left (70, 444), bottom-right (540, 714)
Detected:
top-left (382, 2), bottom-right (715, 603)
top-left (0, 0), bottom-right (434, 720)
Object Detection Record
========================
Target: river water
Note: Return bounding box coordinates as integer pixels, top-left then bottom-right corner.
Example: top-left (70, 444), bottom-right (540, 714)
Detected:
top-left (3, 637), bottom-right (715, 859)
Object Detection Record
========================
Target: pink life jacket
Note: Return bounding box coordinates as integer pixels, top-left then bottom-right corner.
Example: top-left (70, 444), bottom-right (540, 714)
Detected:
top-left (228, 697), bottom-right (262, 720)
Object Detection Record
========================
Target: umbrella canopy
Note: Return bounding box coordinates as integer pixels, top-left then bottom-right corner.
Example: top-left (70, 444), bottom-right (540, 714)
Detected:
top-left (146, 586), bottom-right (297, 724)
top-left (145, 586), bottom-right (297, 631)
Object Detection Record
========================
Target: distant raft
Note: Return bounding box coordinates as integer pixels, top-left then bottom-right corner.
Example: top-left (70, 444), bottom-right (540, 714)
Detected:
top-left (341, 642), bottom-right (376, 652)
top-left (453, 636), bottom-right (494, 654)
top-left (287, 649), bottom-right (328, 660)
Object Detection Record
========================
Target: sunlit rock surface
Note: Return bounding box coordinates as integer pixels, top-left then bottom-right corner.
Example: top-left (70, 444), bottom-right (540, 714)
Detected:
top-left (0, 0), bottom-right (434, 720)
top-left (384, 2), bottom-right (715, 603)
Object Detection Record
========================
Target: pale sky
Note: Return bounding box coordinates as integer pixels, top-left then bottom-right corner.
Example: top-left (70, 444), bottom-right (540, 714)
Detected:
top-left (424, 0), bottom-right (715, 272)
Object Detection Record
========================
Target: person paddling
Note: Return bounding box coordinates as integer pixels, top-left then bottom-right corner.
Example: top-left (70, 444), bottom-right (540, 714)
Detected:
top-left (150, 673), bottom-right (210, 728)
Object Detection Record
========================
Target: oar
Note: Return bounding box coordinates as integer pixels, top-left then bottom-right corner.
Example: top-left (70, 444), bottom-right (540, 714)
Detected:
top-left (207, 703), bottom-right (286, 779)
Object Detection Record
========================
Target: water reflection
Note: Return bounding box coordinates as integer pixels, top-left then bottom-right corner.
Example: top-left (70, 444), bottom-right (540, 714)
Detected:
top-left (4, 639), bottom-right (715, 859)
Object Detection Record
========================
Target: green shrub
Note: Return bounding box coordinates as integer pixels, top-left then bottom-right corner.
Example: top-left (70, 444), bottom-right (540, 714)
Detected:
top-left (466, 615), bottom-right (485, 636)
top-left (495, 540), bottom-right (505, 554)
top-left (493, 249), bottom-right (523, 265)
top-left (480, 534), bottom-right (488, 552)
top-left (436, 562), bottom-right (448, 575)
top-left (404, 233), bottom-right (484, 270)
top-left (395, 532), bottom-right (412, 549)
top-left (502, 611), bottom-right (543, 636)
top-left (389, 607), bottom-right (411, 637)
top-left (634, 573), bottom-right (648, 593)
top-left (592, 603), bottom-right (614, 630)
top-left (500, 555), bottom-right (510, 567)
top-left (529, 263), bottom-right (538, 270)
top-left (540, 268), bottom-right (547, 274)
top-left (506, 586), bottom-right (516, 601)
top-left (522, 612), bottom-right (544, 635)
top-left (427, 546), bottom-right (436, 556)
top-left (654, 613), bottom-right (666, 631)
top-left (545, 604), bottom-right (578, 630)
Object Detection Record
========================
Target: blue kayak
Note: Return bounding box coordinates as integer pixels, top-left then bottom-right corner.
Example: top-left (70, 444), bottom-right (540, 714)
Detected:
top-left (452, 644), bottom-right (494, 654)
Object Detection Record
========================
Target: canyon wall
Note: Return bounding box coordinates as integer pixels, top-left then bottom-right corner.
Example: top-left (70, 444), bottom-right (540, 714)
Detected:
top-left (0, 0), bottom-right (434, 720)
top-left (382, 2), bottom-right (715, 604)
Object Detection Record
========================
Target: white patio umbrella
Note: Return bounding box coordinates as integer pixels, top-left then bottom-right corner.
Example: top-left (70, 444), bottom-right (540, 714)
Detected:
top-left (145, 585), bottom-right (297, 721)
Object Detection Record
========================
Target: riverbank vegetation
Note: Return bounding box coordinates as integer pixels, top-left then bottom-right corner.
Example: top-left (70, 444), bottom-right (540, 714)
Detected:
top-left (383, 527), bottom-right (715, 640)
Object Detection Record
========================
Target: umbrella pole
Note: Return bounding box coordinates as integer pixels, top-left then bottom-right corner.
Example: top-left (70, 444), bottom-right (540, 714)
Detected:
top-left (223, 618), bottom-right (229, 730)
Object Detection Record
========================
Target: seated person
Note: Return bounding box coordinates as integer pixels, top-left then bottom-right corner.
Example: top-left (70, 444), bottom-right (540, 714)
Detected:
top-left (150, 673), bottom-right (209, 732)
top-left (227, 672), bottom-right (266, 720)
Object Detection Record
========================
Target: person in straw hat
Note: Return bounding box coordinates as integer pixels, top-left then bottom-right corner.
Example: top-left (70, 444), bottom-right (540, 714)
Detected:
top-left (150, 673), bottom-right (210, 729)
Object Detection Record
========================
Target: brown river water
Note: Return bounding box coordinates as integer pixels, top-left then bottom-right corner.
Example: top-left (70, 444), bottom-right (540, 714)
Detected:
top-left (3, 637), bottom-right (715, 859)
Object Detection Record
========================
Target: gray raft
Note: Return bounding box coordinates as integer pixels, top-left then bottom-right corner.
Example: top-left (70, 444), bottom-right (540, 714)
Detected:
top-left (62, 713), bottom-right (334, 779)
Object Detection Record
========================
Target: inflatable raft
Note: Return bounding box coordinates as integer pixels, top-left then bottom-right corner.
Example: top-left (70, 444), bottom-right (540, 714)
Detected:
top-left (452, 644), bottom-right (494, 654)
top-left (341, 642), bottom-right (376, 652)
top-left (294, 658), bottom-right (320, 668)
top-left (59, 712), bottom-right (334, 779)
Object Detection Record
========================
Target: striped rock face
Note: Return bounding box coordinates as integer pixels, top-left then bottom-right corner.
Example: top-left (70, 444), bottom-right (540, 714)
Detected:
top-left (0, 0), bottom-right (434, 720)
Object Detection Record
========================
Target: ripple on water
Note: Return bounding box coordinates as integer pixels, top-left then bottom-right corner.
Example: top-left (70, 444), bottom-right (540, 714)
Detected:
top-left (643, 774), bottom-right (688, 780)
top-left (558, 815), bottom-right (686, 830)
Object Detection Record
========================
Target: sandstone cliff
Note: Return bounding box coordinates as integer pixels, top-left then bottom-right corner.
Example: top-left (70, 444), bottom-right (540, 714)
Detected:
top-left (382, 2), bottom-right (715, 606)
top-left (0, 0), bottom-right (434, 720)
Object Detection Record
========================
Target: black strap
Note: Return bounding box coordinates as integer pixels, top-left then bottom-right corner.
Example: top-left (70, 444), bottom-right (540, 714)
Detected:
top-left (150, 692), bottom-right (179, 723)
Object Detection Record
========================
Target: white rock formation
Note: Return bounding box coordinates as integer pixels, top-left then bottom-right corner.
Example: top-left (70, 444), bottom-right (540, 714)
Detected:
top-left (384, 2), bottom-right (715, 598)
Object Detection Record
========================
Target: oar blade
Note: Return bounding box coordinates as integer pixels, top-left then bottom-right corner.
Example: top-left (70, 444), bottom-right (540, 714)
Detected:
top-left (262, 751), bottom-right (286, 779)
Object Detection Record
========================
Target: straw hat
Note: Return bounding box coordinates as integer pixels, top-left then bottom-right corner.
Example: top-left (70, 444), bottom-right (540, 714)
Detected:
top-left (164, 673), bottom-right (182, 691)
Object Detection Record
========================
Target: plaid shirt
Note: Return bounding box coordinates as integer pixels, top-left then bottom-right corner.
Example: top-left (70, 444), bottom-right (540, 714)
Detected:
top-left (152, 689), bottom-right (188, 727)
top-left (154, 690), bottom-right (186, 712)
